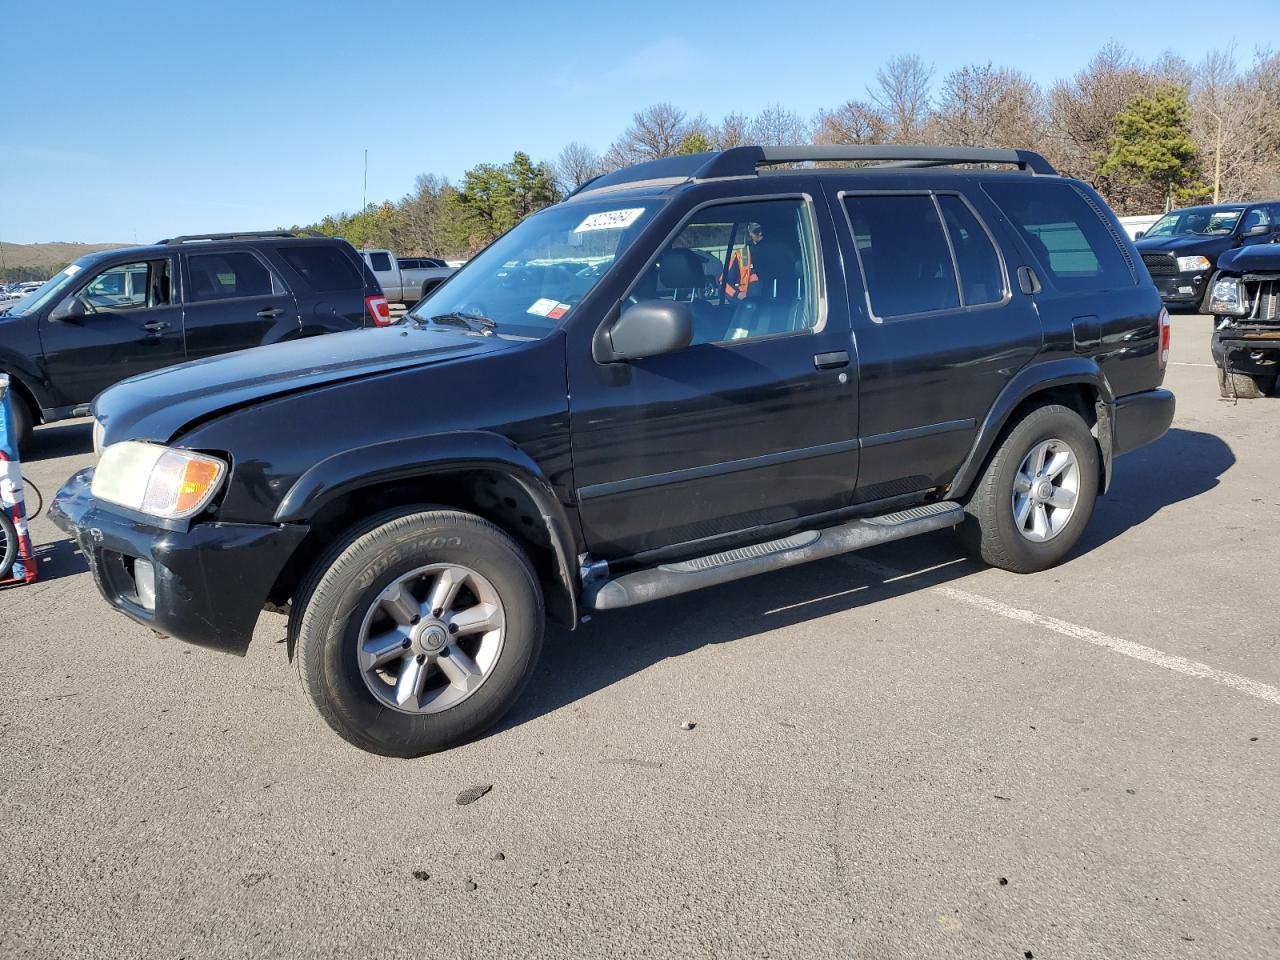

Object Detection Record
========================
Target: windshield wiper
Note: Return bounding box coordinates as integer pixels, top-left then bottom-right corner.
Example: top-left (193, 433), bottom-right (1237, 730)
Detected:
top-left (424, 311), bottom-right (497, 335)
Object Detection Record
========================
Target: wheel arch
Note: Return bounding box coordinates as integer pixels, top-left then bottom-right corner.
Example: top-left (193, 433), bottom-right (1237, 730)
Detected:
top-left (0, 366), bottom-right (43, 427)
top-left (270, 432), bottom-right (580, 627)
top-left (948, 359), bottom-right (1114, 501)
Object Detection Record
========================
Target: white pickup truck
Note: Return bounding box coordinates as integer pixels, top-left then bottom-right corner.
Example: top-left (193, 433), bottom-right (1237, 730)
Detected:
top-left (360, 250), bottom-right (456, 304)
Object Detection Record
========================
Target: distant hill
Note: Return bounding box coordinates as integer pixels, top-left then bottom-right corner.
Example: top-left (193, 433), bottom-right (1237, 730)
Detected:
top-left (0, 240), bottom-right (129, 282)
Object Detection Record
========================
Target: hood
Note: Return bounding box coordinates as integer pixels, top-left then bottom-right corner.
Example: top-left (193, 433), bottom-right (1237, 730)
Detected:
top-left (1134, 233), bottom-right (1232, 255)
top-left (95, 325), bottom-right (516, 443)
top-left (1216, 242), bottom-right (1280, 275)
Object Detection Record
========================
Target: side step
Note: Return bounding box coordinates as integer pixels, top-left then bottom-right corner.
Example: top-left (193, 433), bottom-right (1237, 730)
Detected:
top-left (583, 501), bottom-right (964, 611)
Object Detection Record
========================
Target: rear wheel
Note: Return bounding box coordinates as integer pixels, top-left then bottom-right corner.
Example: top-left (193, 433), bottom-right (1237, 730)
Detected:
top-left (960, 404), bottom-right (1100, 573)
top-left (1217, 367), bottom-right (1273, 399)
top-left (291, 507), bottom-right (544, 757)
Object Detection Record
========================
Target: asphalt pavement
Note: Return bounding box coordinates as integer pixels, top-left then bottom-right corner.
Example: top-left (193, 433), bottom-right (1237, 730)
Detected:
top-left (2, 313), bottom-right (1277, 959)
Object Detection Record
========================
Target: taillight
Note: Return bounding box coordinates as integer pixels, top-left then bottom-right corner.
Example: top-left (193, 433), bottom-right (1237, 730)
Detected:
top-left (366, 295), bottom-right (391, 327)
top-left (1158, 307), bottom-right (1170, 369)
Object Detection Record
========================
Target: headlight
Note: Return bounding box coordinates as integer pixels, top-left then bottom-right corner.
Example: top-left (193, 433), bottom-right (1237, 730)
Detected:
top-left (1176, 255), bottom-right (1211, 273)
top-left (91, 441), bottom-right (226, 520)
top-left (1208, 277), bottom-right (1250, 317)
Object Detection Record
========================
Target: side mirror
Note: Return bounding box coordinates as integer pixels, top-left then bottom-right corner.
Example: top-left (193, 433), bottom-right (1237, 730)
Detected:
top-left (1247, 223), bottom-right (1271, 236)
top-left (48, 297), bottom-right (86, 323)
top-left (604, 299), bottom-right (694, 362)
top-left (1134, 230), bottom-right (1145, 239)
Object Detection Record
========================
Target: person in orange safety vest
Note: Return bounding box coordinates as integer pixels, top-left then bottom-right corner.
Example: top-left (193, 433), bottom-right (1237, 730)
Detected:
top-left (722, 222), bottom-right (763, 299)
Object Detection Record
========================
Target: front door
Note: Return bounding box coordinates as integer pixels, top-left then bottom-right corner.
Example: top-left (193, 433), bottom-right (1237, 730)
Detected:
top-left (180, 249), bottom-right (299, 359)
top-left (39, 257), bottom-right (185, 407)
top-left (832, 185), bottom-right (1042, 502)
top-left (567, 191), bottom-right (860, 559)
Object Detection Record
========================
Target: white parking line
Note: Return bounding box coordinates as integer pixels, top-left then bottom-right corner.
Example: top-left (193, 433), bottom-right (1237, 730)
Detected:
top-left (845, 556), bottom-right (1280, 707)
top-left (1170, 361), bottom-right (1215, 368)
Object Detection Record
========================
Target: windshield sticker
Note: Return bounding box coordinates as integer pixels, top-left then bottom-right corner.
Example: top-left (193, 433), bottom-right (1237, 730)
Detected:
top-left (574, 208), bottom-right (645, 233)
top-left (527, 298), bottom-right (559, 317)
top-left (547, 303), bottom-right (570, 320)
top-left (64, 264), bottom-right (81, 277)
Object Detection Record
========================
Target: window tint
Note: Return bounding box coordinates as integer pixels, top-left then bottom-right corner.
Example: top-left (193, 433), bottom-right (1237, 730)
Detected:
top-left (368, 252), bottom-right (393, 272)
top-left (186, 251), bottom-right (278, 302)
top-left (845, 195), bottom-right (959, 318)
top-left (984, 181), bottom-right (1134, 291)
top-left (80, 260), bottom-right (170, 313)
top-left (937, 195), bottom-right (1005, 306)
top-left (278, 245), bottom-right (363, 293)
top-left (641, 198), bottom-right (821, 346)
top-left (398, 258), bottom-right (418, 269)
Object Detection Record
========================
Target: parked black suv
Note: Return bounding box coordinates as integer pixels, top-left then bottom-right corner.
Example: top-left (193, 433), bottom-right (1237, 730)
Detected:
top-left (1134, 202), bottom-right (1280, 311)
top-left (0, 231), bottom-right (388, 451)
top-left (53, 145), bottom-right (1175, 756)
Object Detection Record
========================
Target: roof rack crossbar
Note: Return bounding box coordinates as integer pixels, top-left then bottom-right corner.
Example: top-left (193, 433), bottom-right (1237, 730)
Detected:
top-left (695, 145), bottom-right (1057, 179)
top-left (157, 229), bottom-right (327, 245)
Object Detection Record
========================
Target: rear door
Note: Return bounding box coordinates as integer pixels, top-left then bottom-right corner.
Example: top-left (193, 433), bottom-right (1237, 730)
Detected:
top-left (567, 187), bottom-right (860, 559)
top-left (38, 256), bottom-right (185, 406)
top-left (832, 184), bottom-right (1042, 502)
top-left (180, 248), bottom-right (300, 360)
top-left (272, 243), bottom-right (371, 330)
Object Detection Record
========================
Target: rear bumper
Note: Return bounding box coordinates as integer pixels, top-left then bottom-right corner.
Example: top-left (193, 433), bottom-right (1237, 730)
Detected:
top-left (50, 468), bottom-right (308, 655)
top-left (1112, 388), bottom-right (1175, 456)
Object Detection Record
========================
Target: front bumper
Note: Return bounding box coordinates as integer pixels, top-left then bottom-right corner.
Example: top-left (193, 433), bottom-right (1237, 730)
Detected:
top-left (50, 468), bottom-right (308, 655)
top-left (1211, 328), bottom-right (1280, 376)
top-left (1112, 388), bottom-right (1175, 456)
top-left (1153, 271), bottom-right (1208, 305)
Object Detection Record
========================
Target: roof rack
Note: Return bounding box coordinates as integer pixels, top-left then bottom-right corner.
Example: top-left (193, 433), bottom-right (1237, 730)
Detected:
top-left (568, 144), bottom-right (1057, 198)
top-left (156, 229), bottom-right (327, 245)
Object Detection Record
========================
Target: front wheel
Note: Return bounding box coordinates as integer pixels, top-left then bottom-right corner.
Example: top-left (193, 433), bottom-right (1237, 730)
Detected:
top-left (960, 404), bottom-right (1100, 573)
top-left (292, 508), bottom-right (544, 757)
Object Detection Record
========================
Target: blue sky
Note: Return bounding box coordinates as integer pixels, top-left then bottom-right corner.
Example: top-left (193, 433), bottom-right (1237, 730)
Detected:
top-left (2, 0), bottom-right (1273, 243)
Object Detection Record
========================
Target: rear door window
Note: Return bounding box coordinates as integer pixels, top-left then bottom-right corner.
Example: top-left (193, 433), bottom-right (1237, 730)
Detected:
top-left (844, 194), bottom-right (960, 319)
top-left (278, 245), bottom-right (363, 293)
top-left (983, 180), bottom-right (1135, 291)
top-left (186, 251), bottom-right (284, 302)
top-left (936, 195), bottom-right (1006, 307)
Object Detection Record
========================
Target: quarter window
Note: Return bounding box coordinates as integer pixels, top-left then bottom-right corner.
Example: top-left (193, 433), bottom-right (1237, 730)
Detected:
top-left (642, 198), bottom-right (821, 345)
top-left (186, 251), bottom-right (282, 302)
top-left (278, 245), bottom-right (362, 293)
top-left (844, 195), bottom-right (960, 318)
top-left (983, 180), bottom-right (1135, 291)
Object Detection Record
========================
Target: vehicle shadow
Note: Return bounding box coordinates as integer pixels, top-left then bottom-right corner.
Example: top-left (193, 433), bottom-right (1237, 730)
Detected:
top-left (22, 421), bottom-right (93, 462)
top-left (495, 426), bottom-right (1232, 736)
top-left (28, 537), bottom-right (89, 583)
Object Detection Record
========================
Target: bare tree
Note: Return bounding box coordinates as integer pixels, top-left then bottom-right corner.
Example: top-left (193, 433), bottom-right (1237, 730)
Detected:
top-left (397, 173), bottom-right (454, 255)
top-left (747, 103), bottom-right (812, 145)
top-left (931, 63), bottom-right (1043, 148)
top-left (871, 54), bottom-right (935, 142)
top-left (715, 112), bottom-right (751, 149)
top-left (1188, 47), bottom-right (1280, 202)
top-left (814, 99), bottom-right (889, 145)
top-left (551, 141), bottom-right (605, 194)
top-left (605, 103), bottom-right (690, 167)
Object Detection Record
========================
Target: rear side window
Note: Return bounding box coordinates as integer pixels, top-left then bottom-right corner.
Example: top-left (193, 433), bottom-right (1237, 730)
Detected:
top-left (278, 245), bottom-right (363, 293)
top-left (844, 194), bottom-right (959, 318)
top-left (984, 180), bottom-right (1135, 291)
top-left (937, 195), bottom-right (1005, 306)
top-left (186, 251), bottom-right (281, 302)
top-left (368, 252), bottom-right (393, 272)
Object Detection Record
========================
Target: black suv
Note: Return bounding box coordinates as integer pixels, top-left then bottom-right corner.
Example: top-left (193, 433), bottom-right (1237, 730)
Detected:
top-left (1134, 202), bottom-right (1280, 311)
top-left (52, 145), bottom-right (1175, 757)
top-left (0, 231), bottom-right (388, 450)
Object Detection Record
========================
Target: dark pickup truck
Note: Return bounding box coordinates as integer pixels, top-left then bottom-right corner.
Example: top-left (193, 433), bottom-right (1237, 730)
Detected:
top-left (0, 232), bottom-right (387, 450)
top-left (1208, 243), bottom-right (1280, 397)
top-left (53, 145), bottom-right (1175, 757)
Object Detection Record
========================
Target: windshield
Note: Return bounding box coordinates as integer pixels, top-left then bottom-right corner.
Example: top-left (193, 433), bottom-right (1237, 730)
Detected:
top-left (2, 260), bottom-right (89, 316)
top-left (406, 199), bottom-right (662, 336)
top-left (1144, 208), bottom-right (1243, 238)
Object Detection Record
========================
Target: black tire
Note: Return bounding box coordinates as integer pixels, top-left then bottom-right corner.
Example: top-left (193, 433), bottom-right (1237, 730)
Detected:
top-left (291, 507), bottom-right (544, 757)
top-left (0, 507), bottom-right (16, 582)
top-left (7, 390), bottom-right (33, 453)
top-left (1217, 367), bottom-right (1272, 399)
top-left (960, 404), bottom-right (1100, 574)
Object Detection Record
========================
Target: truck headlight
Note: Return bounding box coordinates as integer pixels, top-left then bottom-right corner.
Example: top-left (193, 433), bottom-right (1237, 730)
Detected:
top-left (92, 419), bottom-right (106, 458)
top-left (1176, 255), bottom-right (1211, 273)
top-left (1208, 277), bottom-right (1250, 317)
top-left (91, 441), bottom-right (226, 520)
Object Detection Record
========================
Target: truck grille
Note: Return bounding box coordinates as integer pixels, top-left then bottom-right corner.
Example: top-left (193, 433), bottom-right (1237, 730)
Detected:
top-left (1141, 253), bottom-right (1178, 276)
top-left (1249, 279), bottom-right (1280, 321)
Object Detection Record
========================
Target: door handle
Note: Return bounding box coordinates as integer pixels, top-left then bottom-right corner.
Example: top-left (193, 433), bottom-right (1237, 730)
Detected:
top-left (142, 320), bottom-right (170, 332)
top-left (257, 307), bottom-right (285, 319)
top-left (814, 350), bottom-right (849, 370)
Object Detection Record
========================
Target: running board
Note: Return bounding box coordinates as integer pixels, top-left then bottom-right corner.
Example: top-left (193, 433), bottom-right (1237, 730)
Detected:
top-left (583, 501), bottom-right (964, 611)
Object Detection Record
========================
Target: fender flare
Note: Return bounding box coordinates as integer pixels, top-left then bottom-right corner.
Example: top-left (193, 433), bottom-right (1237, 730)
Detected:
top-left (948, 357), bottom-right (1115, 499)
top-left (274, 430), bottom-right (580, 623)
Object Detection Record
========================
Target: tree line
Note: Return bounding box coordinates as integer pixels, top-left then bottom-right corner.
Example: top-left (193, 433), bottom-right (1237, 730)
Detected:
top-left (301, 42), bottom-right (1280, 258)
